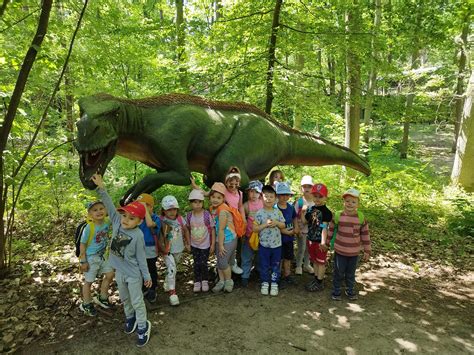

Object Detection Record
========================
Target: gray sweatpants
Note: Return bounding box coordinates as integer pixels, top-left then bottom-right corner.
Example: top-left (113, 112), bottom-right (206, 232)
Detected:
top-left (296, 233), bottom-right (311, 268)
top-left (116, 270), bottom-right (147, 329)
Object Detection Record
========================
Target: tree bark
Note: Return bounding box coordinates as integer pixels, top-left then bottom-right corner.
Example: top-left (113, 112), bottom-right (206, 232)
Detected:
top-left (451, 9), bottom-right (471, 153)
top-left (344, 1), bottom-right (362, 154)
top-left (0, 0), bottom-right (10, 18)
top-left (175, 0), bottom-right (187, 90)
top-left (451, 70), bottom-right (474, 191)
top-left (265, 0), bottom-right (283, 115)
top-left (0, 0), bottom-right (53, 272)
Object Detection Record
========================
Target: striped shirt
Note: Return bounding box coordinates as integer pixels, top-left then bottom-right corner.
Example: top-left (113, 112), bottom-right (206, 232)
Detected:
top-left (327, 211), bottom-right (371, 257)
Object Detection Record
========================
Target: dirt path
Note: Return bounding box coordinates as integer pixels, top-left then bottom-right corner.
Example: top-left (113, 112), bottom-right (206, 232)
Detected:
top-left (33, 254), bottom-right (473, 354)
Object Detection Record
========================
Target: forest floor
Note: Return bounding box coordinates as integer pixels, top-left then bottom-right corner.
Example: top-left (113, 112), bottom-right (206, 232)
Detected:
top-left (1, 124), bottom-right (473, 354)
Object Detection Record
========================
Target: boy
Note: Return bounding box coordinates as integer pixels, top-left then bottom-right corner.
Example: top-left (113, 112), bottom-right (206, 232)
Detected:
top-left (136, 193), bottom-right (161, 303)
top-left (275, 181), bottom-right (299, 287)
top-left (304, 183), bottom-right (333, 291)
top-left (79, 200), bottom-right (114, 316)
top-left (253, 185), bottom-right (286, 296)
top-left (326, 188), bottom-right (371, 301)
top-left (294, 175), bottom-right (315, 275)
top-left (91, 174), bottom-right (152, 347)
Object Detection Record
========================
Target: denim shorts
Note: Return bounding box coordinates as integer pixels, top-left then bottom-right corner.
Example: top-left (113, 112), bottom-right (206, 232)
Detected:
top-left (83, 254), bottom-right (113, 283)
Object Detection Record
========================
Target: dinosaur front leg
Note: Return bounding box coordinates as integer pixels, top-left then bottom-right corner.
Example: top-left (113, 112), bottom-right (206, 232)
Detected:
top-left (121, 170), bottom-right (191, 205)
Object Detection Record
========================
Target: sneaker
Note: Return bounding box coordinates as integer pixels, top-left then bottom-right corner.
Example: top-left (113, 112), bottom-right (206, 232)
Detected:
top-left (79, 302), bottom-right (97, 316)
top-left (270, 283), bottom-right (279, 296)
top-left (212, 280), bottom-right (225, 293)
top-left (145, 289), bottom-right (157, 303)
top-left (232, 264), bottom-right (243, 275)
top-left (193, 282), bottom-right (201, 293)
top-left (201, 280), bottom-right (209, 292)
top-left (331, 292), bottom-right (342, 301)
top-left (224, 279), bottom-right (234, 293)
top-left (345, 290), bottom-right (358, 300)
top-left (304, 264), bottom-right (314, 273)
top-left (241, 278), bottom-right (249, 288)
top-left (284, 276), bottom-right (296, 285)
top-left (136, 320), bottom-right (151, 347)
top-left (93, 295), bottom-right (112, 309)
top-left (261, 282), bottom-right (269, 296)
top-left (305, 279), bottom-right (322, 292)
top-left (295, 266), bottom-right (303, 275)
top-left (169, 293), bottom-right (180, 306)
top-left (124, 315), bottom-right (137, 334)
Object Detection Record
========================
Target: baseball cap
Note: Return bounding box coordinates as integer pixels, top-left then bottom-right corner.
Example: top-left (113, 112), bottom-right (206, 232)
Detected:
top-left (188, 189), bottom-right (205, 201)
top-left (300, 175), bottom-right (314, 186)
top-left (210, 182), bottom-right (227, 196)
top-left (311, 183), bottom-right (328, 197)
top-left (161, 195), bottom-right (180, 210)
top-left (117, 201), bottom-right (146, 219)
top-left (136, 193), bottom-right (154, 207)
top-left (86, 200), bottom-right (103, 211)
top-left (275, 181), bottom-right (294, 195)
top-left (342, 188), bottom-right (360, 199)
top-left (246, 180), bottom-right (263, 194)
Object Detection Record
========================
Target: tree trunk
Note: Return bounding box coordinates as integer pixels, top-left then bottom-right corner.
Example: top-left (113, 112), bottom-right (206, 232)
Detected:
top-left (363, 0), bottom-right (382, 148)
top-left (265, 0), bottom-right (283, 115)
top-left (64, 67), bottom-right (75, 153)
top-left (293, 53), bottom-right (305, 130)
top-left (175, 0), bottom-right (187, 90)
top-left (451, 70), bottom-right (474, 191)
top-left (451, 9), bottom-right (470, 153)
top-left (0, 0), bottom-right (10, 18)
top-left (328, 55), bottom-right (336, 97)
top-left (0, 0), bottom-right (53, 272)
top-left (344, 1), bottom-right (362, 154)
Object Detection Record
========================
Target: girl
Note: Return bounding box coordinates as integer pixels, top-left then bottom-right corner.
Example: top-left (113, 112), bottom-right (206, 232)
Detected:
top-left (209, 182), bottom-right (238, 293)
top-left (268, 169), bottom-right (285, 188)
top-left (160, 195), bottom-right (190, 306)
top-left (240, 180), bottom-right (264, 287)
top-left (186, 189), bottom-right (215, 292)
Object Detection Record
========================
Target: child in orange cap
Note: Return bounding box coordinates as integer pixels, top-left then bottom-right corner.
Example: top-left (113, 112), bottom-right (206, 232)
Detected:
top-left (91, 174), bottom-right (152, 347)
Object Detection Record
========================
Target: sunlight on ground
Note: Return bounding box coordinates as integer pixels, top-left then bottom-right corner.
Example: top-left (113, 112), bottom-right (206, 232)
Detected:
top-left (345, 303), bottom-right (364, 313)
top-left (451, 336), bottom-right (474, 352)
top-left (395, 338), bottom-right (418, 352)
top-left (344, 346), bottom-right (356, 355)
top-left (314, 329), bottom-right (324, 336)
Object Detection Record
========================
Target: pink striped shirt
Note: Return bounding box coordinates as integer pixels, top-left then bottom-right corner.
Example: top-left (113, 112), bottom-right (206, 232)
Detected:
top-left (327, 211), bottom-right (371, 257)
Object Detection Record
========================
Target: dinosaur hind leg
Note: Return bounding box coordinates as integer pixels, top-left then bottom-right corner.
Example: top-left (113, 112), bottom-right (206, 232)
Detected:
top-left (206, 159), bottom-right (250, 189)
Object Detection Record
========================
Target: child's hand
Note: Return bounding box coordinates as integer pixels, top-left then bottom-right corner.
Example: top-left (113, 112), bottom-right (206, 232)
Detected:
top-left (266, 219), bottom-right (275, 228)
top-left (218, 243), bottom-right (226, 257)
top-left (91, 174), bottom-right (105, 189)
top-left (185, 244), bottom-right (191, 252)
top-left (80, 262), bottom-right (89, 272)
top-left (144, 280), bottom-right (152, 288)
top-left (209, 245), bottom-right (215, 256)
top-left (363, 252), bottom-right (370, 261)
top-left (320, 244), bottom-right (328, 252)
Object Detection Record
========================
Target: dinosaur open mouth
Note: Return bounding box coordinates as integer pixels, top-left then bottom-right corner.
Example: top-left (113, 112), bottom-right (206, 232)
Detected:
top-left (79, 140), bottom-right (117, 189)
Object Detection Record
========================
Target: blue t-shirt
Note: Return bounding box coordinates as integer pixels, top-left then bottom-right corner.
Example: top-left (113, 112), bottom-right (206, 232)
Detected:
top-left (139, 213), bottom-right (161, 259)
top-left (80, 221), bottom-right (110, 256)
top-left (213, 210), bottom-right (236, 244)
top-left (277, 203), bottom-right (297, 242)
top-left (254, 207), bottom-right (285, 248)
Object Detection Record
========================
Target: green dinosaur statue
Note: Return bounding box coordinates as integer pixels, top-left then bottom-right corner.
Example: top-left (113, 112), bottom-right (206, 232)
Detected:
top-left (75, 93), bottom-right (370, 203)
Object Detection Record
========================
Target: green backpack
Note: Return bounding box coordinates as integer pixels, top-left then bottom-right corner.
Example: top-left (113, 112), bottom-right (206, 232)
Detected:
top-left (330, 210), bottom-right (365, 249)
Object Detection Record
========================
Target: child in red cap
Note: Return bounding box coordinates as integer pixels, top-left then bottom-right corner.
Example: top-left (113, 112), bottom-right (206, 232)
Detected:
top-left (91, 174), bottom-right (152, 347)
top-left (304, 183), bottom-right (333, 292)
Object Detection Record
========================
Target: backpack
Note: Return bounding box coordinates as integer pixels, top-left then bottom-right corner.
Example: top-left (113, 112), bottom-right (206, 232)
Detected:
top-left (186, 210), bottom-right (213, 237)
top-left (216, 203), bottom-right (246, 238)
top-left (74, 221), bottom-right (95, 257)
top-left (330, 210), bottom-right (365, 249)
top-left (295, 197), bottom-right (304, 219)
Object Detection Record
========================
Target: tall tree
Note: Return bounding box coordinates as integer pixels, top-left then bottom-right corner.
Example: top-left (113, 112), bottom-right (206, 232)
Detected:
top-left (451, 70), bottom-right (474, 191)
top-left (265, 0), bottom-right (283, 114)
top-left (175, 0), bottom-right (188, 90)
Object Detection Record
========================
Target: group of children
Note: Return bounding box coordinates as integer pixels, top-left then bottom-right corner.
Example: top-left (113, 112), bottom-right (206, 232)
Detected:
top-left (77, 169), bottom-right (371, 347)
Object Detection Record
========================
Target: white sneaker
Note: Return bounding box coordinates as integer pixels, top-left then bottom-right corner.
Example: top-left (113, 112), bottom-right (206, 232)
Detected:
top-left (261, 282), bottom-right (269, 296)
top-left (304, 264), bottom-right (314, 274)
top-left (295, 266), bottom-right (303, 275)
top-left (232, 264), bottom-right (243, 275)
top-left (270, 283), bottom-right (279, 296)
top-left (212, 280), bottom-right (225, 293)
top-left (169, 294), bottom-right (180, 306)
top-left (224, 279), bottom-right (234, 293)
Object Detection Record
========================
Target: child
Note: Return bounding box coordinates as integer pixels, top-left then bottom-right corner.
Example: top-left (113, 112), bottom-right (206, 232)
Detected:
top-left (268, 169), bottom-right (284, 188)
top-left (326, 188), bottom-right (371, 301)
top-left (136, 193), bottom-right (161, 303)
top-left (275, 181), bottom-right (299, 287)
top-left (209, 182), bottom-right (238, 293)
top-left (79, 200), bottom-right (114, 316)
top-left (91, 174), bottom-right (152, 347)
top-left (304, 183), bottom-right (333, 292)
top-left (253, 185), bottom-right (286, 296)
top-left (294, 175), bottom-right (315, 275)
top-left (160, 195), bottom-right (190, 306)
top-left (186, 189), bottom-right (215, 292)
top-left (241, 180), bottom-right (264, 287)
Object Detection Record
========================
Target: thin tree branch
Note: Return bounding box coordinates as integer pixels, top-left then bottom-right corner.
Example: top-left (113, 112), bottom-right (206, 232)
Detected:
top-left (0, 7), bottom-right (41, 33)
top-left (216, 9), bottom-right (272, 23)
top-left (280, 23), bottom-right (372, 36)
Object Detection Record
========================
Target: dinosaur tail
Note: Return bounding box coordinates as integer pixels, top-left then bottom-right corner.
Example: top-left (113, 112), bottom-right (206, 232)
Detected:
top-left (281, 131), bottom-right (371, 175)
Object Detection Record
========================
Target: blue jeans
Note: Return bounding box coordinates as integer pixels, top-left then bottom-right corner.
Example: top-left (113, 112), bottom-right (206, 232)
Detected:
top-left (241, 237), bottom-right (255, 279)
top-left (333, 253), bottom-right (359, 295)
top-left (258, 245), bottom-right (281, 284)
